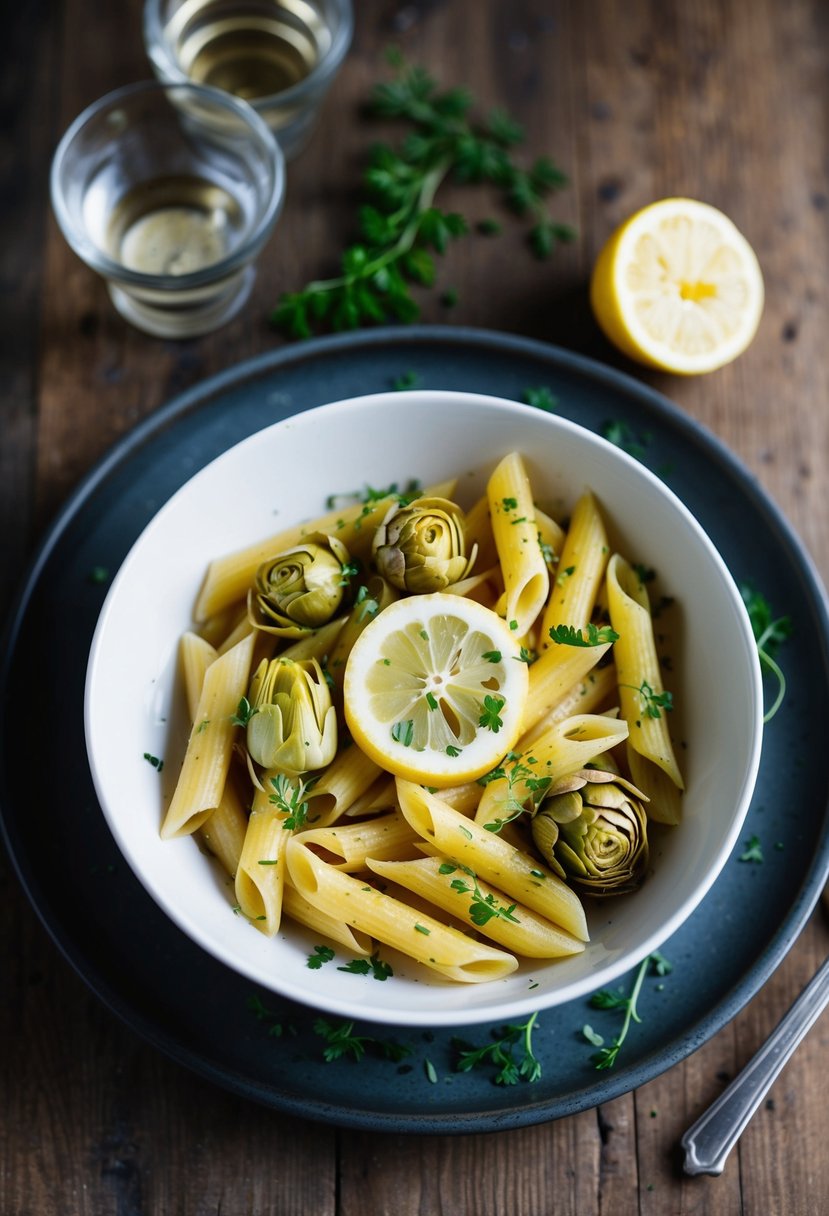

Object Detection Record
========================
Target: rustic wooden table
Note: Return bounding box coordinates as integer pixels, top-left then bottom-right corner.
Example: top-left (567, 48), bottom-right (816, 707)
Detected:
top-left (3, 0), bottom-right (829, 1212)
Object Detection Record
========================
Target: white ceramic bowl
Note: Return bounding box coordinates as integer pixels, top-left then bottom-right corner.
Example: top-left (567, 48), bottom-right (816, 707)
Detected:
top-left (85, 390), bottom-right (763, 1026)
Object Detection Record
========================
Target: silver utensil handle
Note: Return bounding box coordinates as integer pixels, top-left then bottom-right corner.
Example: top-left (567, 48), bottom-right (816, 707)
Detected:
top-left (681, 954), bottom-right (829, 1176)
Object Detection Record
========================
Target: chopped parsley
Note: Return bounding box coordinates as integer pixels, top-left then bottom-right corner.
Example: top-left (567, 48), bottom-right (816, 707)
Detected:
top-left (478, 694), bottom-right (506, 732)
top-left (143, 752), bottom-right (164, 771)
top-left (548, 622), bottom-right (619, 647)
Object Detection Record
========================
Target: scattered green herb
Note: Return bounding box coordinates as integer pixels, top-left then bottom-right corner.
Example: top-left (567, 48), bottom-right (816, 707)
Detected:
top-left (621, 679), bottom-right (674, 719)
top-left (740, 585), bottom-right (793, 723)
top-left (522, 385), bottom-right (558, 412)
top-left (446, 745), bottom-right (462, 757)
top-left (586, 953), bottom-right (671, 1069)
top-left (482, 649), bottom-right (502, 663)
top-left (230, 696), bottom-right (258, 727)
top-left (440, 860), bottom-right (519, 927)
top-left (307, 944), bottom-right (336, 969)
top-left (392, 370), bottom-right (420, 390)
top-left (454, 1012), bottom-right (542, 1085)
top-left (337, 950), bottom-right (394, 981)
top-left (600, 419), bottom-right (651, 460)
top-left (269, 773), bottom-right (317, 830)
top-left (271, 59), bottom-right (572, 337)
top-left (548, 622), bottom-right (619, 648)
top-left (143, 752), bottom-right (164, 771)
top-left (739, 835), bottom-right (764, 863)
top-left (478, 694), bottom-right (506, 732)
top-left (88, 565), bottom-right (109, 584)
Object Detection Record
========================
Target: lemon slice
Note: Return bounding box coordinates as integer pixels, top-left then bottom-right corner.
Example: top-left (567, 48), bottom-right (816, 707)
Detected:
top-left (343, 593), bottom-right (529, 787)
top-left (590, 198), bottom-right (764, 374)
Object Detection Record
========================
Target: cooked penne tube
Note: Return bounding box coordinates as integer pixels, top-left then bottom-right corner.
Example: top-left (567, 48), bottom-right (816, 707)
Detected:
top-left (304, 743), bottom-right (383, 828)
top-left (282, 883), bottom-right (373, 955)
top-left (162, 632), bottom-right (255, 839)
top-left (487, 452), bottom-right (550, 636)
top-left (523, 639), bottom-right (612, 730)
top-left (286, 838), bottom-right (518, 982)
top-left (475, 712), bottom-right (629, 832)
top-left (626, 742), bottom-right (683, 826)
top-left (195, 480), bottom-right (456, 621)
top-left (517, 663), bottom-right (617, 751)
top-left (539, 491), bottom-right (609, 649)
top-left (294, 810), bottom-right (419, 870)
top-left (368, 855), bottom-right (585, 958)
top-left (235, 788), bottom-right (289, 935)
top-left (341, 775), bottom-right (397, 818)
top-left (180, 631), bottom-right (248, 875)
top-left (606, 553), bottom-right (684, 790)
top-left (396, 780), bottom-right (588, 941)
top-left (463, 495), bottom-right (498, 570)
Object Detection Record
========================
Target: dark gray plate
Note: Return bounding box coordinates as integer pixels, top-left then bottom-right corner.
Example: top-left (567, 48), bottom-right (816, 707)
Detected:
top-left (2, 327), bottom-right (828, 1132)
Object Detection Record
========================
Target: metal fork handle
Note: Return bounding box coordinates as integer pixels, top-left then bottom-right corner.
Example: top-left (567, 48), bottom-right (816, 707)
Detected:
top-left (681, 954), bottom-right (829, 1176)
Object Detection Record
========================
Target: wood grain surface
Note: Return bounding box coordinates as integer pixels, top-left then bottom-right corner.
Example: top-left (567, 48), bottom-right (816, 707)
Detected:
top-left (2, 1), bottom-right (829, 1213)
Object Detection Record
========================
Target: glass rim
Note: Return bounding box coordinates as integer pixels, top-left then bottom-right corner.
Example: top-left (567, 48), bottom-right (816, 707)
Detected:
top-left (50, 78), bottom-right (286, 291)
top-left (143, 0), bottom-right (355, 111)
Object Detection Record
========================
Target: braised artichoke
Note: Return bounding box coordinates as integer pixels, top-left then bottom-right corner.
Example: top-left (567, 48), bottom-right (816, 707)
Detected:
top-left (530, 770), bottom-right (649, 896)
top-left (246, 656), bottom-right (337, 774)
top-left (249, 533), bottom-right (351, 637)
top-left (372, 496), bottom-right (476, 594)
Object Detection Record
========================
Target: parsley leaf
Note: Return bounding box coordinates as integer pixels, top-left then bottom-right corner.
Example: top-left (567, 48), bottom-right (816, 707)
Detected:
top-left (740, 584), bottom-right (793, 723)
top-left (478, 694), bottom-right (506, 732)
top-left (454, 1012), bottom-right (542, 1085)
top-left (307, 945), bottom-right (336, 969)
top-left (739, 835), bottom-right (764, 863)
top-left (548, 622), bottom-right (619, 647)
top-left (271, 60), bottom-right (571, 337)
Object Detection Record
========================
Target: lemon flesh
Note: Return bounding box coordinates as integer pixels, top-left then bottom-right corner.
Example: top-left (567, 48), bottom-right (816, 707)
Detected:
top-left (344, 593), bottom-right (529, 786)
top-left (590, 198), bottom-right (764, 375)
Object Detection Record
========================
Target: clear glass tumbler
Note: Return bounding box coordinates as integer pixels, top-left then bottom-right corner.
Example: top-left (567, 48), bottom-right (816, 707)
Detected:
top-left (50, 80), bottom-right (285, 338)
top-left (143, 0), bottom-right (354, 160)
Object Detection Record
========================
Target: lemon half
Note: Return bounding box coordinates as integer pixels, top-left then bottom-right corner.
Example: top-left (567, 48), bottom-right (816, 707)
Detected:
top-left (343, 593), bottom-right (529, 787)
top-left (590, 198), bottom-right (764, 374)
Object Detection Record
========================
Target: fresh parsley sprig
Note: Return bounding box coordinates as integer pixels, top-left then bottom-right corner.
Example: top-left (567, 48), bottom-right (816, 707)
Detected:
top-left (740, 585), bottom-right (793, 723)
top-left (269, 773), bottom-right (317, 830)
top-left (548, 622), bottom-right (619, 648)
top-left (582, 952), bottom-right (672, 1069)
top-left (439, 860), bottom-right (520, 927)
top-left (454, 1012), bottom-right (542, 1085)
top-left (272, 59), bottom-right (572, 337)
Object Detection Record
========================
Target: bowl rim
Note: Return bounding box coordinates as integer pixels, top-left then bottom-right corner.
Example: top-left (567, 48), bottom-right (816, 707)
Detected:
top-left (83, 387), bottom-right (765, 1026)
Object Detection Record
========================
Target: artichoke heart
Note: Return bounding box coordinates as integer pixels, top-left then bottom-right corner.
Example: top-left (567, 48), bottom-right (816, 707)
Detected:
top-left (372, 496), bottom-right (477, 594)
top-left (246, 656), bottom-right (337, 774)
top-left (530, 769), bottom-right (649, 897)
top-left (249, 532), bottom-right (351, 636)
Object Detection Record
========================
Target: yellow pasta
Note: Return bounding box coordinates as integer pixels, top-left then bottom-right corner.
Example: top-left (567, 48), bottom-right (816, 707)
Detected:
top-left (294, 810), bottom-right (419, 871)
top-left (235, 792), bottom-right (289, 935)
top-left (282, 883), bottom-right (373, 956)
top-left (162, 631), bottom-right (255, 839)
top-left (475, 712), bottom-right (629, 833)
top-left (517, 663), bottom-right (618, 751)
top-left (606, 553), bottom-right (684, 792)
top-left (523, 638), bottom-right (613, 730)
top-left (487, 452), bottom-right (550, 636)
top-left (180, 631), bottom-right (248, 875)
top-left (286, 838), bottom-right (519, 982)
top-left (397, 779), bottom-right (589, 941)
top-left (303, 743), bottom-right (383, 827)
top-left (368, 855), bottom-right (585, 958)
top-left (539, 491), bottom-right (609, 649)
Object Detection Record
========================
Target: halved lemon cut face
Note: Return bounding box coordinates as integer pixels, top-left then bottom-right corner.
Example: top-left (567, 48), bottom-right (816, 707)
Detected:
top-left (344, 593), bottom-right (529, 787)
top-left (590, 198), bottom-right (764, 374)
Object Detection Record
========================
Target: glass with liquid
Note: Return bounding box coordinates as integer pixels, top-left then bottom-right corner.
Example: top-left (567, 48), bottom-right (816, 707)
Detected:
top-left (51, 81), bottom-right (285, 337)
top-left (144, 0), bottom-right (353, 159)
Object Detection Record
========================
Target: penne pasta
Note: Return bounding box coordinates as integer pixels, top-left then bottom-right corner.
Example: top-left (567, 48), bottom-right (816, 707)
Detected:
top-left (539, 491), bottom-right (609, 649)
top-left (606, 553), bottom-right (684, 791)
top-left (235, 791), bottom-right (289, 935)
top-left (304, 743), bottom-right (383, 827)
top-left (523, 639), bottom-right (612, 730)
top-left (286, 838), bottom-right (519, 982)
top-left (517, 663), bottom-right (618, 751)
top-left (368, 855), bottom-right (585, 958)
top-left (162, 631), bottom-right (255, 839)
top-left (396, 779), bottom-right (589, 941)
top-left (294, 809), bottom-right (419, 870)
top-left (487, 452), bottom-right (550, 636)
top-left (282, 882), bottom-right (373, 956)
